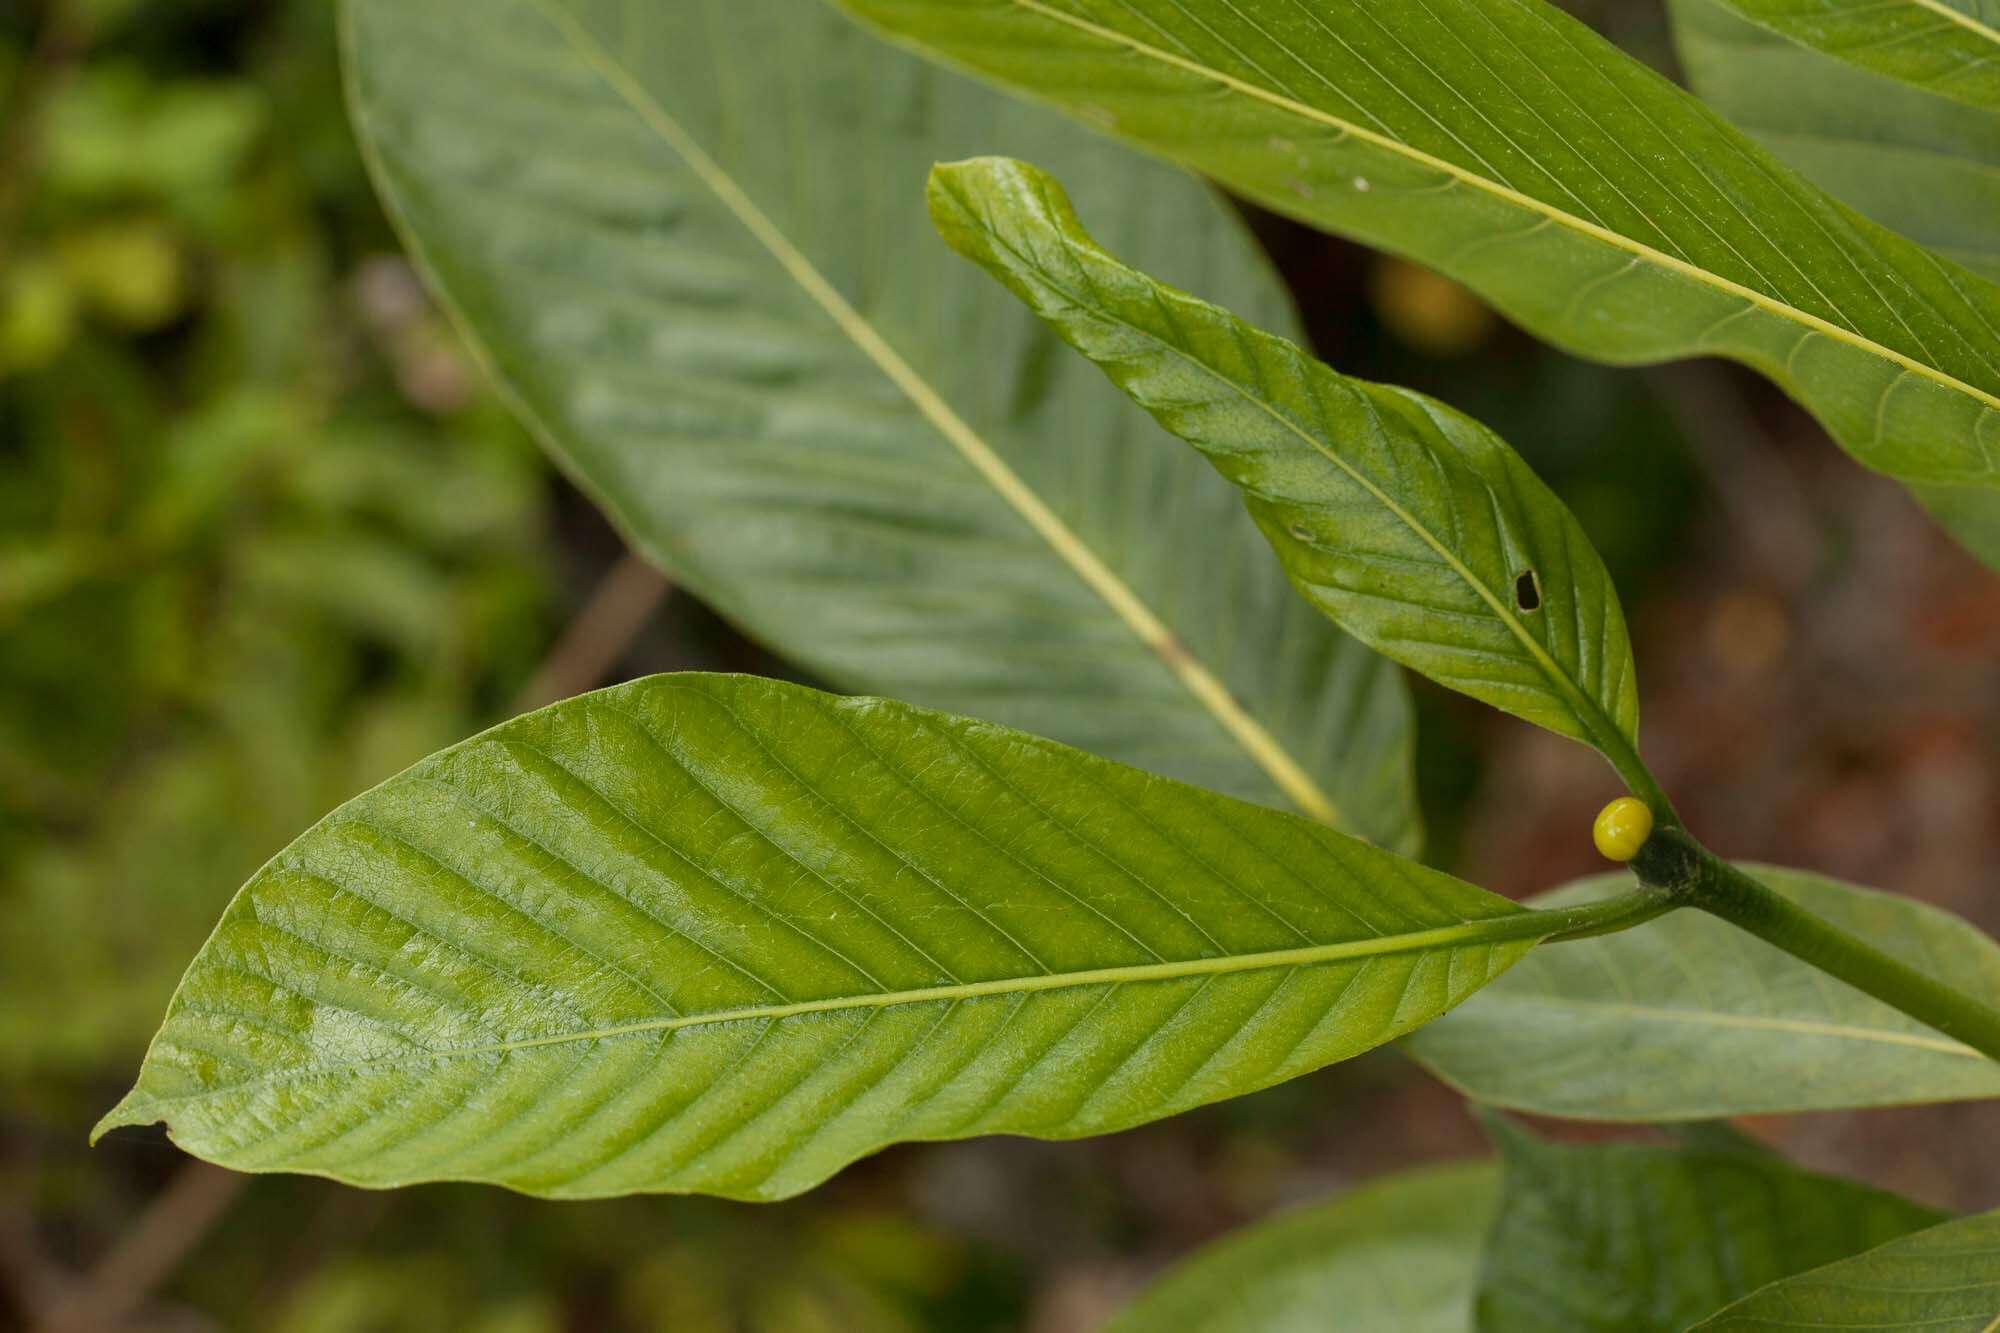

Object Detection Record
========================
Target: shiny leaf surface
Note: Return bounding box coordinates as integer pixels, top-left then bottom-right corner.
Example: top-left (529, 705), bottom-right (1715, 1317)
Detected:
top-left (1477, 1116), bottom-right (1946, 1333)
top-left (1406, 866), bottom-right (2000, 1119)
top-left (844, 0), bottom-right (2000, 565)
top-left (98, 674), bottom-right (1549, 1201)
top-left (1104, 1161), bottom-right (1497, 1333)
top-left (342, 0), bottom-right (1418, 847)
top-left (930, 157), bottom-right (1655, 801)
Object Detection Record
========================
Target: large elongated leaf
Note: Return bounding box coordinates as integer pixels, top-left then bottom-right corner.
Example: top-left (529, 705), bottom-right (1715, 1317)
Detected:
top-left (1692, 1207), bottom-right (2000, 1331)
top-left (1477, 1117), bottom-right (1945, 1333)
top-left (1405, 866), bottom-right (2000, 1119)
top-left (841, 0), bottom-right (2000, 565)
top-left (1104, 1161), bottom-right (1498, 1333)
top-left (930, 157), bottom-right (1657, 803)
top-left (96, 674), bottom-right (1558, 1201)
top-left (341, 0), bottom-right (1419, 850)
top-left (1672, 0), bottom-right (2000, 284)
top-left (1698, 0), bottom-right (2000, 113)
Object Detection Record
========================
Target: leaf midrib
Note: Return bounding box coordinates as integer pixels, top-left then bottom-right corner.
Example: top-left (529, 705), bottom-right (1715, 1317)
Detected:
top-left (120, 907), bottom-right (1556, 1109)
top-left (1465, 993), bottom-right (1989, 1059)
top-left (994, 0), bottom-right (2000, 420)
top-left (517, 0), bottom-right (1349, 827)
top-left (1895, 0), bottom-right (2000, 49)
top-left (959, 197), bottom-right (1647, 791)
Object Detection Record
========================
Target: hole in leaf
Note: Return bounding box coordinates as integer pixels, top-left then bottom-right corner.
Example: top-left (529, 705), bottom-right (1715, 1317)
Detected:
top-left (1514, 569), bottom-right (1542, 612)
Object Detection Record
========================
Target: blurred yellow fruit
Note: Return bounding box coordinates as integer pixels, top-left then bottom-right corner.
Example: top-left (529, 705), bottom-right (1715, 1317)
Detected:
top-left (1370, 255), bottom-right (1497, 357)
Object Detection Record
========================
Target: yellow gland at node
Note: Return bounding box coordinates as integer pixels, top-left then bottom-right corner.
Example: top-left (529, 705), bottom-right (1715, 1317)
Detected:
top-left (1593, 797), bottom-right (1655, 863)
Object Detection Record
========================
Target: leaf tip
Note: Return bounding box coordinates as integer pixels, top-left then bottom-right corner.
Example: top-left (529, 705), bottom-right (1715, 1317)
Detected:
top-left (90, 1090), bottom-right (159, 1146)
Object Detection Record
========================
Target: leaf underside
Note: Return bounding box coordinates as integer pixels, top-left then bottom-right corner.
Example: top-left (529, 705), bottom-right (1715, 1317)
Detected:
top-left (1692, 1207), bottom-right (2000, 1332)
top-left (98, 675), bottom-right (1544, 1201)
top-left (1104, 1160), bottom-right (1498, 1333)
top-left (841, 0), bottom-right (2000, 565)
top-left (1405, 866), bottom-right (2000, 1119)
top-left (929, 156), bottom-right (1648, 791)
top-left (1477, 1116), bottom-right (1946, 1333)
top-left (342, 0), bottom-right (1419, 848)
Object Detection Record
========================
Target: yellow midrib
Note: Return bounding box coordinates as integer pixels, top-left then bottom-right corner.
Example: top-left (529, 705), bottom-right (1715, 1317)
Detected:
top-left (1906, 0), bottom-right (2000, 49)
top-left (529, 0), bottom-right (1347, 829)
top-left (1479, 993), bottom-right (1987, 1059)
top-left (1002, 0), bottom-right (2000, 420)
top-left (939, 178), bottom-right (1641, 774)
top-left (117, 907), bottom-right (1553, 1109)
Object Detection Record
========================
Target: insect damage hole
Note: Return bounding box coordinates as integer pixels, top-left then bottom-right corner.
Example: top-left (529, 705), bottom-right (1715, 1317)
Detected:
top-left (1513, 569), bottom-right (1542, 612)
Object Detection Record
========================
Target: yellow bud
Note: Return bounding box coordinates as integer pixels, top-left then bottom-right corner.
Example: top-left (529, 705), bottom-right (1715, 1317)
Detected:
top-left (1592, 797), bottom-right (1654, 864)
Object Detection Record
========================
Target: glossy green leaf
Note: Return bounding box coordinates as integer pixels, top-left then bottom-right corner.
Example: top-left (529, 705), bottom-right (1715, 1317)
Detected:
top-left (1696, 0), bottom-right (2000, 113)
top-left (843, 0), bottom-right (2000, 566)
top-left (96, 673), bottom-right (1557, 1201)
top-left (1405, 866), bottom-right (2000, 1120)
top-left (1672, 0), bottom-right (2000, 283)
top-left (1104, 1161), bottom-right (1498, 1333)
top-left (1691, 1207), bottom-right (2000, 1331)
top-left (1477, 1116), bottom-right (1946, 1333)
top-left (929, 157), bottom-right (1656, 803)
top-left (340, 0), bottom-right (1419, 849)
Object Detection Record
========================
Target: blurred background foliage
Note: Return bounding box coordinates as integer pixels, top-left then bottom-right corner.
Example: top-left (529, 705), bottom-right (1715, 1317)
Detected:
top-left (1, 1), bottom-right (1993, 1330)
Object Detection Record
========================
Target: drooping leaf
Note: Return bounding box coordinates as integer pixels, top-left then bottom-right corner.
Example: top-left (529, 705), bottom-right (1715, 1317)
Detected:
top-left (340, 0), bottom-right (1419, 849)
top-left (1695, 0), bottom-right (2000, 113)
top-left (96, 674), bottom-right (1559, 1202)
top-left (929, 157), bottom-right (1660, 806)
top-left (1476, 1115), bottom-right (1946, 1333)
top-left (1104, 1161), bottom-right (1497, 1333)
top-left (842, 0), bottom-right (2000, 566)
top-left (1405, 866), bottom-right (2000, 1119)
top-left (1672, 0), bottom-right (2000, 283)
top-left (1691, 1207), bottom-right (2000, 1331)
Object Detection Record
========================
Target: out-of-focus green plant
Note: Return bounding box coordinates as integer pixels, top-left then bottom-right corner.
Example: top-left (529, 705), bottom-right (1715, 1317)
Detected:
top-left (0, 0), bottom-right (554, 1084)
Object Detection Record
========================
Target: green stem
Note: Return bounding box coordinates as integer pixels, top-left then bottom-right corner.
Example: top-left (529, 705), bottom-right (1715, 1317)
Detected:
top-left (1533, 887), bottom-right (1679, 942)
top-left (1632, 830), bottom-right (2000, 1063)
top-left (1609, 748), bottom-right (1682, 832)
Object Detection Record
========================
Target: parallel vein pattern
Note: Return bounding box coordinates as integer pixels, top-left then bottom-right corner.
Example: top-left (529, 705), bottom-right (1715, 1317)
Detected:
top-left (1701, 0), bottom-right (2000, 113)
top-left (841, 0), bottom-right (2000, 565)
top-left (342, 0), bottom-right (1420, 846)
top-left (1672, 0), bottom-right (2000, 283)
top-left (97, 675), bottom-right (1540, 1200)
top-left (930, 158), bottom-right (1652, 799)
top-left (1693, 1207), bottom-right (2000, 1331)
top-left (1407, 867), bottom-right (2000, 1119)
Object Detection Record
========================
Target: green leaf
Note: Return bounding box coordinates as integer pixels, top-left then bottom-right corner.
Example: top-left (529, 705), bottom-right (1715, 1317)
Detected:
top-left (1666, 0), bottom-right (2000, 560)
top-left (841, 0), bottom-right (2000, 566)
top-left (340, 0), bottom-right (1419, 850)
top-left (928, 157), bottom-right (1658, 805)
top-left (1694, 0), bottom-right (2000, 114)
top-left (1691, 1207), bottom-right (2000, 1331)
top-left (96, 674), bottom-right (1557, 1201)
top-left (1405, 866), bottom-right (2000, 1119)
top-left (1477, 1116), bottom-right (1946, 1333)
top-left (1104, 1161), bottom-right (1498, 1333)
top-left (1671, 0), bottom-right (2000, 284)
